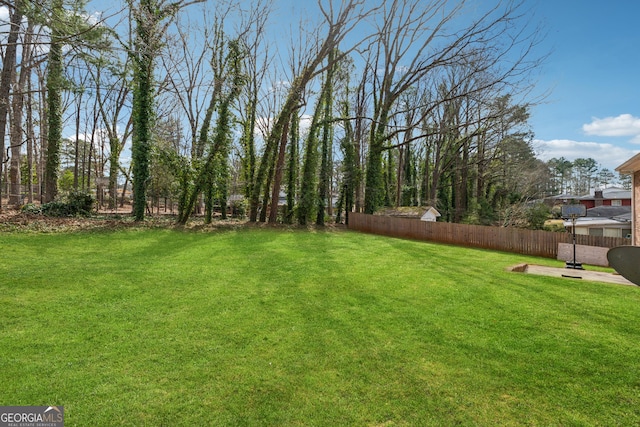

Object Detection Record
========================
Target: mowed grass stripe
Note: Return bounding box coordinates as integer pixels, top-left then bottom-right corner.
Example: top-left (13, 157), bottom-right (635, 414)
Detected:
top-left (0, 228), bottom-right (639, 425)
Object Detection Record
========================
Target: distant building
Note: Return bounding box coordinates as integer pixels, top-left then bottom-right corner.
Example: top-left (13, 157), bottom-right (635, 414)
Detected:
top-left (545, 187), bottom-right (631, 208)
top-left (563, 205), bottom-right (631, 238)
top-left (577, 187), bottom-right (631, 209)
top-left (375, 206), bottom-right (440, 221)
top-left (420, 207), bottom-right (441, 222)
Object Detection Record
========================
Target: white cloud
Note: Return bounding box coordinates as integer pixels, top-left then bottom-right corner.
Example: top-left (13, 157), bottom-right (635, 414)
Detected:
top-left (0, 6), bottom-right (8, 22)
top-left (534, 138), bottom-right (639, 170)
top-left (583, 114), bottom-right (640, 138)
top-left (298, 114), bottom-right (312, 134)
top-left (268, 80), bottom-right (291, 93)
top-left (254, 113), bottom-right (313, 140)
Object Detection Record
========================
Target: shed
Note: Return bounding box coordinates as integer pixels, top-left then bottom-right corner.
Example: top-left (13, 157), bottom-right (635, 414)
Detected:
top-left (420, 207), bottom-right (441, 222)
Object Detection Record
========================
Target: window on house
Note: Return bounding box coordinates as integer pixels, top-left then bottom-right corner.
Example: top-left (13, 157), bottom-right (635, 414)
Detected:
top-left (589, 228), bottom-right (604, 237)
top-left (611, 199), bottom-right (622, 206)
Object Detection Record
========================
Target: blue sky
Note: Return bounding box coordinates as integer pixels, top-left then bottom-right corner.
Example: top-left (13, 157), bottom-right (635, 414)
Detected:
top-left (530, 0), bottom-right (640, 171)
top-left (267, 0), bottom-right (640, 172)
top-left (217, 0), bottom-right (640, 172)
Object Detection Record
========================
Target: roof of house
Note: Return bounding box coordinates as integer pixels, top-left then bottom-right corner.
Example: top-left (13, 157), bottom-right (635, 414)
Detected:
top-left (586, 206), bottom-right (631, 218)
top-left (548, 187), bottom-right (631, 201)
top-left (578, 187), bottom-right (631, 200)
top-left (547, 193), bottom-right (582, 201)
top-left (564, 217), bottom-right (631, 228)
top-left (617, 152), bottom-right (640, 174)
top-left (615, 212), bottom-right (633, 222)
top-left (564, 205), bottom-right (631, 227)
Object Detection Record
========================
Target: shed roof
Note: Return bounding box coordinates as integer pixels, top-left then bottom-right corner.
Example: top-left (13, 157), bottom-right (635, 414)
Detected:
top-left (420, 207), bottom-right (441, 220)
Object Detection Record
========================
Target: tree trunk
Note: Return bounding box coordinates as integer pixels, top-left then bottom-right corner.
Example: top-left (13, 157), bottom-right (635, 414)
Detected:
top-left (26, 76), bottom-right (35, 203)
top-left (9, 22), bottom-right (33, 207)
top-left (316, 50), bottom-right (336, 225)
top-left (9, 70), bottom-right (25, 206)
top-left (0, 1), bottom-right (23, 210)
top-left (268, 119), bottom-right (290, 223)
top-left (250, 84), bottom-right (303, 222)
top-left (284, 110), bottom-right (299, 224)
top-left (131, 43), bottom-right (153, 220)
top-left (44, 0), bottom-right (63, 203)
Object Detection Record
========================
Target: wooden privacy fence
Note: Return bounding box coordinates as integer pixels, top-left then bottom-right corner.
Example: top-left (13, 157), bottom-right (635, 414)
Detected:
top-left (347, 213), bottom-right (628, 259)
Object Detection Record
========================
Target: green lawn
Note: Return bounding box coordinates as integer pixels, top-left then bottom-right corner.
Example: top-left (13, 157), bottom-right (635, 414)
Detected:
top-left (1, 227), bottom-right (639, 426)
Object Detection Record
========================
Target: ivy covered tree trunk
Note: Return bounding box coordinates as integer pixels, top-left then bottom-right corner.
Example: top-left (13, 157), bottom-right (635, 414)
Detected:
top-left (268, 119), bottom-right (290, 223)
top-left (383, 149), bottom-right (395, 207)
top-left (259, 155), bottom-right (275, 223)
top-left (177, 39), bottom-right (244, 225)
top-left (296, 97), bottom-right (323, 225)
top-left (217, 153), bottom-right (230, 220)
top-left (130, 0), bottom-right (203, 220)
top-left (363, 112), bottom-right (389, 214)
top-left (249, 84), bottom-right (301, 222)
top-left (241, 93), bottom-right (257, 206)
top-left (44, 0), bottom-right (63, 203)
top-left (337, 100), bottom-right (356, 224)
top-left (316, 50), bottom-right (335, 226)
top-left (204, 171), bottom-right (215, 223)
top-left (248, 1), bottom-right (361, 222)
top-left (284, 109), bottom-right (299, 224)
top-left (130, 0), bottom-right (156, 220)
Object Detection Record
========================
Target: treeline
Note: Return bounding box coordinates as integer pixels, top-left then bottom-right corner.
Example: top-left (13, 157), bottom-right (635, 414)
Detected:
top-left (0, 0), bottom-right (600, 226)
top-left (546, 157), bottom-right (630, 196)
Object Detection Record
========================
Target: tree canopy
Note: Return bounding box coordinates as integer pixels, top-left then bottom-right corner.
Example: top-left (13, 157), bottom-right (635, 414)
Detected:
top-left (2, 0), bottom-right (620, 226)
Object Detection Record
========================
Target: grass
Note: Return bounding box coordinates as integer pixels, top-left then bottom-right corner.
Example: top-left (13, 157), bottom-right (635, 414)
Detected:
top-left (1, 227), bottom-right (639, 426)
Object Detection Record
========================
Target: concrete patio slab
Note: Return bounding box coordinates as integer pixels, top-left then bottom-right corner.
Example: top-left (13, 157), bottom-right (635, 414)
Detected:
top-left (508, 263), bottom-right (636, 287)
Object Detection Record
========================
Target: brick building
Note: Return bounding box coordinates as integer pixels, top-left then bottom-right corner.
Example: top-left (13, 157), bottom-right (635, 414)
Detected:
top-left (615, 154), bottom-right (640, 245)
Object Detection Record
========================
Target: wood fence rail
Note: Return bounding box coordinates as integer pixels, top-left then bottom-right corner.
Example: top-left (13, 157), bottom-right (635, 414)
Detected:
top-left (347, 213), bottom-right (628, 259)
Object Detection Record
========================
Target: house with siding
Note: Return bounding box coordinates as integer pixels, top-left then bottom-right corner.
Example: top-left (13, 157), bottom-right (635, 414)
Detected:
top-left (577, 187), bottom-right (631, 209)
top-left (563, 206), bottom-right (631, 238)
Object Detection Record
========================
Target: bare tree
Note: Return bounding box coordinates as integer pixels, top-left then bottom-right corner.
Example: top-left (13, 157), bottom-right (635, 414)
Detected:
top-left (248, 0), bottom-right (371, 222)
top-left (363, 0), bottom-right (544, 214)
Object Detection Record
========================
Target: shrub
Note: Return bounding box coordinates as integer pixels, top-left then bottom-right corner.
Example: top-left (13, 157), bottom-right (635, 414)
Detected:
top-left (544, 221), bottom-right (567, 233)
top-left (230, 199), bottom-right (247, 218)
top-left (41, 201), bottom-right (74, 217)
top-left (526, 202), bottom-right (551, 230)
top-left (21, 203), bottom-right (42, 214)
top-left (65, 191), bottom-right (95, 215)
top-left (37, 191), bottom-right (95, 217)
